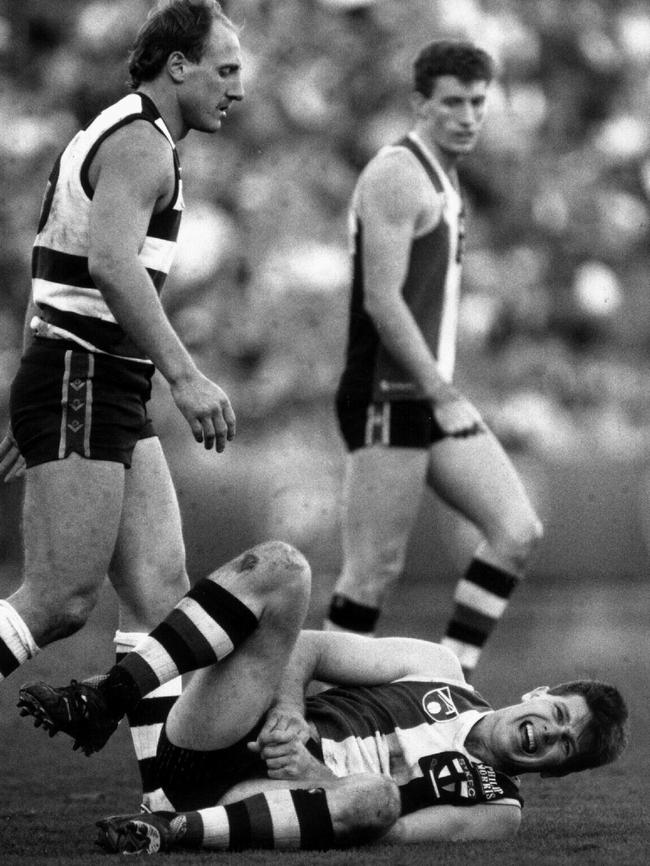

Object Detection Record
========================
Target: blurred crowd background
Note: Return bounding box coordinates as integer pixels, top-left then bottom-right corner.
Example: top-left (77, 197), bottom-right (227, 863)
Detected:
top-left (1, 0), bottom-right (650, 588)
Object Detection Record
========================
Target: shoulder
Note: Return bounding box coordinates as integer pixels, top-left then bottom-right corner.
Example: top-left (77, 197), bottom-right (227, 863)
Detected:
top-left (98, 119), bottom-right (173, 166)
top-left (355, 145), bottom-right (442, 224)
top-left (90, 119), bottom-right (175, 195)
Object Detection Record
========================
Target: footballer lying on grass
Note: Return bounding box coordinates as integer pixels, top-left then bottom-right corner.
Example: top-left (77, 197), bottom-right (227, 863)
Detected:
top-left (18, 542), bottom-right (629, 853)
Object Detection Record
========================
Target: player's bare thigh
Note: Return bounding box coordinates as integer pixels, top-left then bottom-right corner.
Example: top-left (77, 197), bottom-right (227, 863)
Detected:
top-left (335, 446), bottom-right (428, 603)
top-left (108, 437), bottom-right (189, 631)
top-left (343, 446), bottom-right (428, 539)
top-left (426, 425), bottom-right (536, 535)
top-left (14, 454), bottom-right (125, 640)
top-left (166, 541), bottom-right (311, 751)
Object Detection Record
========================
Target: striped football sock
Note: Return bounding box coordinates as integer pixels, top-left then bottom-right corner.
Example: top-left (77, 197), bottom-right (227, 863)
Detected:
top-left (441, 557), bottom-right (520, 676)
top-left (173, 787), bottom-right (335, 851)
top-left (100, 580), bottom-right (259, 717)
top-left (0, 601), bottom-right (39, 682)
top-left (323, 593), bottom-right (379, 635)
top-left (114, 631), bottom-right (180, 811)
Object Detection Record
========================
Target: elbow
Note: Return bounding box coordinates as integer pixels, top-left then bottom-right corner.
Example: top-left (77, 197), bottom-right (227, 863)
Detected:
top-left (88, 248), bottom-right (129, 295)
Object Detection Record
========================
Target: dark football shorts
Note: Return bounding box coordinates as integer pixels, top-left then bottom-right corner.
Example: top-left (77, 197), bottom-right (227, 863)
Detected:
top-left (154, 720), bottom-right (268, 811)
top-left (336, 398), bottom-right (447, 451)
top-left (10, 338), bottom-right (156, 469)
top-left (154, 720), bottom-right (324, 812)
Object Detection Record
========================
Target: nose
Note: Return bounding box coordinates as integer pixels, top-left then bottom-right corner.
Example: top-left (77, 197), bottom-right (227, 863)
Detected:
top-left (458, 103), bottom-right (475, 126)
top-left (228, 74), bottom-right (245, 102)
top-left (544, 722), bottom-right (568, 745)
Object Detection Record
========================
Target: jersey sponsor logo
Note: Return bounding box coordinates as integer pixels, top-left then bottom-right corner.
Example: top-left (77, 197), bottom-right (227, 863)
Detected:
top-left (418, 752), bottom-right (509, 806)
top-left (475, 761), bottom-right (506, 800)
top-left (421, 686), bottom-right (458, 722)
top-left (420, 752), bottom-right (477, 802)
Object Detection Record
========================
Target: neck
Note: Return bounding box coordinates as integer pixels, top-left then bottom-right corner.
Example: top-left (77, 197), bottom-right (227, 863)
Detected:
top-left (464, 716), bottom-right (498, 767)
top-left (411, 126), bottom-right (459, 176)
top-left (137, 83), bottom-right (186, 142)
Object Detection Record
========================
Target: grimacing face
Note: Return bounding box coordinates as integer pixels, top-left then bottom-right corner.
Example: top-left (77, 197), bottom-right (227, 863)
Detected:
top-left (179, 20), bottom-right (244, 134)
top-left (483, 688), bottom-right (593, 776)
top-left (417, 75), bottom-right (489, 157)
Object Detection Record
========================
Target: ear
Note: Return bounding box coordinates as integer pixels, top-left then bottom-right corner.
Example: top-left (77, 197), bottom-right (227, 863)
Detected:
top-left (167, 51), bottom-right (187, 83)
top-left (521, 685), bottom-right (550, 702)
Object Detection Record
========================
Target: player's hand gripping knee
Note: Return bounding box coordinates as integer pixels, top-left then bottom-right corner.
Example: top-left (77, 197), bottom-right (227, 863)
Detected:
top-left (249, 727), bottom-right (332, 781)
top-left (432, 388), bottom-right (486, 439)
top-left (170, 372), bottom-right (236, 452)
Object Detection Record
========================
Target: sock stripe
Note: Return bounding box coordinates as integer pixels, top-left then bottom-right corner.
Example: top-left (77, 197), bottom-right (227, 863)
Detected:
top-left (225, 800), bottom-right (252, 851)
top-left (446, 620), bottom-right (485, 648)
top-left (0, 638), bottom-right (20, 678)
top-left (183, 811), bottom-right (205, 848)
top-left (127, 695), bottom-right (179, 727)
top-left (449, 603), bottom-right (495, 637)
top-left (154, 610), bottom-right (218, 672)
top-left (174, 598), bottom-right (236, 659)
top-left (453, 578), bottom-right (509, 619)
top-left (327, 593), bottom-right (379, 633)
top-left (138, 756), bottom-right (161, 793)
top-left (120, 652), bottom-right (164, 698)
top-left (292, 788), bottom-right (335, 850)
top-left (465, 560), bottom-right (519, 598)
top-left (245, 793), bottom-right (275, 849)
top-left (187, 580), bottom-right (259, 647)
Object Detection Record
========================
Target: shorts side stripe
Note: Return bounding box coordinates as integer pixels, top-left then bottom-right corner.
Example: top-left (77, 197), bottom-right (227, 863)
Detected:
top-left (84, 352), bottom-right (94, 457)
top-left (364, 402), bottom-right (391, 446)
top-left (58, 349), bottom-right (72, 459)
top-left (381, 401), bottom-right (391, 445)
top-left (364, 404), bottom-right (375, 446)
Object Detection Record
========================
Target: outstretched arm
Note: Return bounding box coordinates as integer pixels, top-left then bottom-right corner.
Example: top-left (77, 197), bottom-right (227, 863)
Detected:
top-left (257, 631), bottom-right (464, 739)
top-left (300, 629), bottom-right (465, 687)
top-left (264, 630), bottom-right (463, 721)
top-left (384, 802), bottom-right (521, 843)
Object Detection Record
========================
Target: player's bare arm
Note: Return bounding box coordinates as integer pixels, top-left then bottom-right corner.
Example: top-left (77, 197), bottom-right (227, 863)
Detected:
top-left (358, 153), bottom-right (483, 435)
top-left (384, 801), bottom-right (521, 843)
top-left (87, 122), bottom-right (235, 451)
top-left (292, 630), bottom-right (465, 687)
top-left (251, 630), bottom-right (447, 775)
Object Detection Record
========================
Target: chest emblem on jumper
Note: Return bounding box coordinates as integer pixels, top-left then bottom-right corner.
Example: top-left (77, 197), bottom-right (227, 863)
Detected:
top-left (422, 686), bottom-right (458, 722)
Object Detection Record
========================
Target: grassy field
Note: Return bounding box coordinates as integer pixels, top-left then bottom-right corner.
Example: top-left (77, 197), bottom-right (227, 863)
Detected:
top-left (0, 560), bottom-right (647, 865)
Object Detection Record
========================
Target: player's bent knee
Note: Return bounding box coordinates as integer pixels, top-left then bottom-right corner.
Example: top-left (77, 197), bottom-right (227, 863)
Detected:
top-left (493, 513), bottom-right (544, 571)
top-left (251, 540), bottom-right (311, 594)
top-left (517, 514), bottom-right (544, 564)
top-left (50, 593), bottom-right (99, 639)
top-left (332, 775), bottom-right (401, 846)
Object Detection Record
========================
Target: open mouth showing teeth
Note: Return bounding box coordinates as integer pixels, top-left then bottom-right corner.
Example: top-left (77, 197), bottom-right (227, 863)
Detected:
top-left (522, 721), bottom-right (537, 754)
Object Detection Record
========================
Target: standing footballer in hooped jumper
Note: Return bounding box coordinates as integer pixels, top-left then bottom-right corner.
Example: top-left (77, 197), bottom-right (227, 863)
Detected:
top-left (325, 40), bottom-right (543, 678)
top-left (0, 0), bottom-right (244, 792)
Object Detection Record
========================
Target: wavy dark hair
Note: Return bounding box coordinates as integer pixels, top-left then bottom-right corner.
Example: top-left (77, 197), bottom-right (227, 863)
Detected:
top-left (413, 40), bottom-right (494, 97)
top-left (545, 679), bottom-right (629, 777)
top-left (128, 0), bottom-right (235, 89)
